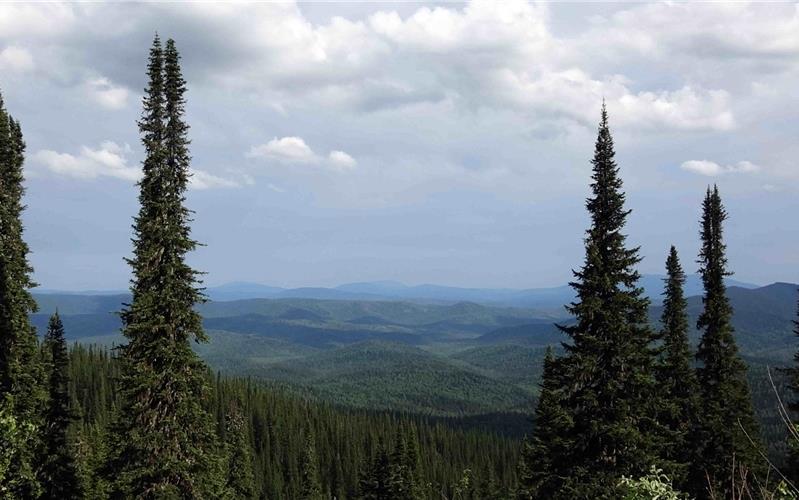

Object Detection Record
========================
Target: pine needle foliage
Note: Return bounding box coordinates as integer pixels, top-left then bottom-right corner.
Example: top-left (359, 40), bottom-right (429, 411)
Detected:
top-left (656, 247), bottom-right (700, 488)
top-left (536, 104), bottom-right (659, 497)
top-left (691, 186), bottom-right (764, 498)
top-left (0, 90), bottom-right (44, 498)
top-left (108, 35), bottom-right (222, 498)
top-left (40, 312), bottom-right (82, 498)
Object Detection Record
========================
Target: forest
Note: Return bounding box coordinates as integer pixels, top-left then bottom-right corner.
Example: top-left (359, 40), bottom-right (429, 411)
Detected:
top-left (1, 35), bottom-right (798, 499)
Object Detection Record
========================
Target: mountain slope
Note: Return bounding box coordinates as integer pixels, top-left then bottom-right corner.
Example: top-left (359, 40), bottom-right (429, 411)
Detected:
top-left (251, 340), bottom-right (533, 416)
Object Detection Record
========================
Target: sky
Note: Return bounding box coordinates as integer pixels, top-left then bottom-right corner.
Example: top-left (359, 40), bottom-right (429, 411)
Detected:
top-left (1, 1), bottom-right (798, 290)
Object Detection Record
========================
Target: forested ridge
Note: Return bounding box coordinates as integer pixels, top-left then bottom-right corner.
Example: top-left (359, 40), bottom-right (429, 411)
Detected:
top-left (1, 35), bottom-right (799, 499)
top-left (66, 344), bottom-right (518, 499)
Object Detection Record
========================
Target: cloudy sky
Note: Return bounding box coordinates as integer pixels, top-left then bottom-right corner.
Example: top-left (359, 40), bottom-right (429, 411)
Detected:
top-left (1, 1), bottom-right (798, 290)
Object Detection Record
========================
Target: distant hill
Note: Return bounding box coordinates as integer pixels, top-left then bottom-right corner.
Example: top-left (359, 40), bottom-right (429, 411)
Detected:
top-left (476, 323), bottom-right (563, 346)
top-left (450, 345), bottom-right (553, 393)
top-left (35, 274), bottom-right (758, 307)
top-left (204, 275), bottom-right (756, 306)
top-left (250, 340), bottom-right (534, 416)
top-left (648, 282), bottom-right (797, 360)
top-left (29, 282), bottom-right (797, 441)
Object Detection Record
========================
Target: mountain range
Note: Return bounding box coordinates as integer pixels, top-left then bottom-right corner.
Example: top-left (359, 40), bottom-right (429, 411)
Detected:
top-left (39, 274), bottom-right (757, 308)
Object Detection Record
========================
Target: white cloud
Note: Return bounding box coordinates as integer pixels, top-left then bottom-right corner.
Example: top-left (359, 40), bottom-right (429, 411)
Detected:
top-left (85, 77), bottom-right (129, 110)
top-left (189, 169), bottom-right (242, 190)
top-left (248, 136), bottom-right (357, 172)
top-left (6, 1), bottom-right (799, 205)
top-left (33, 141), bottom-right (242, 190)
top-left (0, 1), bottom-right (744, 132)
top-left (33, 142), bottom-right (140, 181)
top-left (0, 46), bottom-right (34, 73)
top-left (247, 136), bottom-right (317, 163)
top-left (328, 150), bottom-right (357, 170)
top-left (494, 69), bottom-right (734, 131)
top-left (680, 159), bottom-right (760, 177)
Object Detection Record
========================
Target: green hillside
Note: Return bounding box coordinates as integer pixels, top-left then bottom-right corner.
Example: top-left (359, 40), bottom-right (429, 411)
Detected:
top-left (250, 340), bottom-right (534, 416)
top-left (450, 345), bottom-right (553, 393)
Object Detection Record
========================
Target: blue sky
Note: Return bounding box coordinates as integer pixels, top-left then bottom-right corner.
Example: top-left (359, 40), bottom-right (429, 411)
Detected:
top-left (1, 1), bottom-right (798, 290)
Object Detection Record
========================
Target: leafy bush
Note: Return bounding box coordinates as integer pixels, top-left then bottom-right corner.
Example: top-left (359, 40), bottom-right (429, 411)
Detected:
top-left (619, 467), bottom-right (689, 500)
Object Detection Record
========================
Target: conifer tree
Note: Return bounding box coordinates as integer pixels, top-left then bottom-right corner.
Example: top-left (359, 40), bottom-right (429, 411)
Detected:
top-left (517, 347), bottom-right (570, 499)
top-left (478, 463), bottom-right (503, 500)
top-left (656, 246), bottom-right (699, 488)
top-left (0, 91), bottom-right (44, 498)
top-left (358, 441), bottom-right (392, 500)
top-left (692, 186), bottom-right (763, 497)
top-left (299, 433), bottom-right (322, 500)
top-left (108, 35), bottom-right (222, 498)
top-left (541, 104), bottom-right (658, 497)
top-left (388, 428), bottom-right (412, 498)
top-left (405, 426), bottom-right (426, 499)
top-left (40, 312), bottom-right (82, 498)
top-left (223, 403), bottom-right (255, 499)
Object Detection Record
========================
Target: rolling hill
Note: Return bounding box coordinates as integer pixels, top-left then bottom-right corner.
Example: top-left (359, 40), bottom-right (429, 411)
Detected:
top-left (248, 340), bottom-right (534, 416)
top-left (29, 281), bottom-right (797, 426)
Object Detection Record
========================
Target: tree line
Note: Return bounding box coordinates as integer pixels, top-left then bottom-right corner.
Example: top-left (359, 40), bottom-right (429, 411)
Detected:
top-left (1, 35), bottom-right (799, 499)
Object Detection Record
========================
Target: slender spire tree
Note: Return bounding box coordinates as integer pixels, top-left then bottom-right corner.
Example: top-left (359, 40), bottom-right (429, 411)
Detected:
top-left (223, 403), bottom-right (255, 499)
top-left (517, 347), bottom-right (570, 499)
top-left (299, 433), bottom-right (323, 500)
top-left (656, 246), bottom-right (699, 488)
top-left (40, 312), bottom-right (82, 498)
top-left (692, 186), bottom-right (763, 497)
top-left (0, 91), bottom-right (44, 498)
top-left (388, 427), bottom-right (416, 499)
top-left (543, 103), bottom-right (658, 497)
top-left (109, 35), bottom-right (221, 498)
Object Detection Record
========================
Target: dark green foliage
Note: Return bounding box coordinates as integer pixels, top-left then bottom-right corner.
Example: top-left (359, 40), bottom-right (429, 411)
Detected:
top-left (0, 90), bottom-right (44, 497)
top-left (656, 247), bottom-right (699, 488)
top-left (40, 312), bottom-right (82, 498)
top-left (517, 347), bottom-right (571, 499)
top-left (357, 441), bottom-right (392, 499)
top-left (789, 285), bottom-right (799, 482)
top-left (253, 340), bottom-right (531, 416)
top-left (223, 403), bottom-right (255, 499)
top-left (537, 104), bottom-right (658, 496)
top-left (299, 432), bottom-right (323, 500)
top-left (388, 427), bottom-right (423, 499)
top-left (477, 462), bottom-right (503, 500)
top-left (108, 35), bottom-right (222, 498)
top-left (692, 186), bottom-right (764, 497)
top-left (69, 345), bottom-right (515, 499)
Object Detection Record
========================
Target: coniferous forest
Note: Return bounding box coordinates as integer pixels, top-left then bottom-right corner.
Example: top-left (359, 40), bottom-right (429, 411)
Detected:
top-left (1, 35), bottom-right (799, 499)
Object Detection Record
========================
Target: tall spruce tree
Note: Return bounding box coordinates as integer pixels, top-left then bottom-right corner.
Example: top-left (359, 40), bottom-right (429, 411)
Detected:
top-left (40, 312), bottom-right (82, 498)
top-left (388, 427), bottom-right (420, 499)
top-left (692, 186), bottom-right (763, 497)
top-left (299, 433), bottom-right (323, 500)
top-left (0, 91), bottom-right (44, 498)
top-left (656, 246), bottom-right (699, 488)
top-left (223, 403), bottom-right (255, 499)
top-left (543, 104), bottom-right (658, 497)
top-left (516, 347), bottom-right (570, 499)
top-left (109, 36), bottom-right (222, 498)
